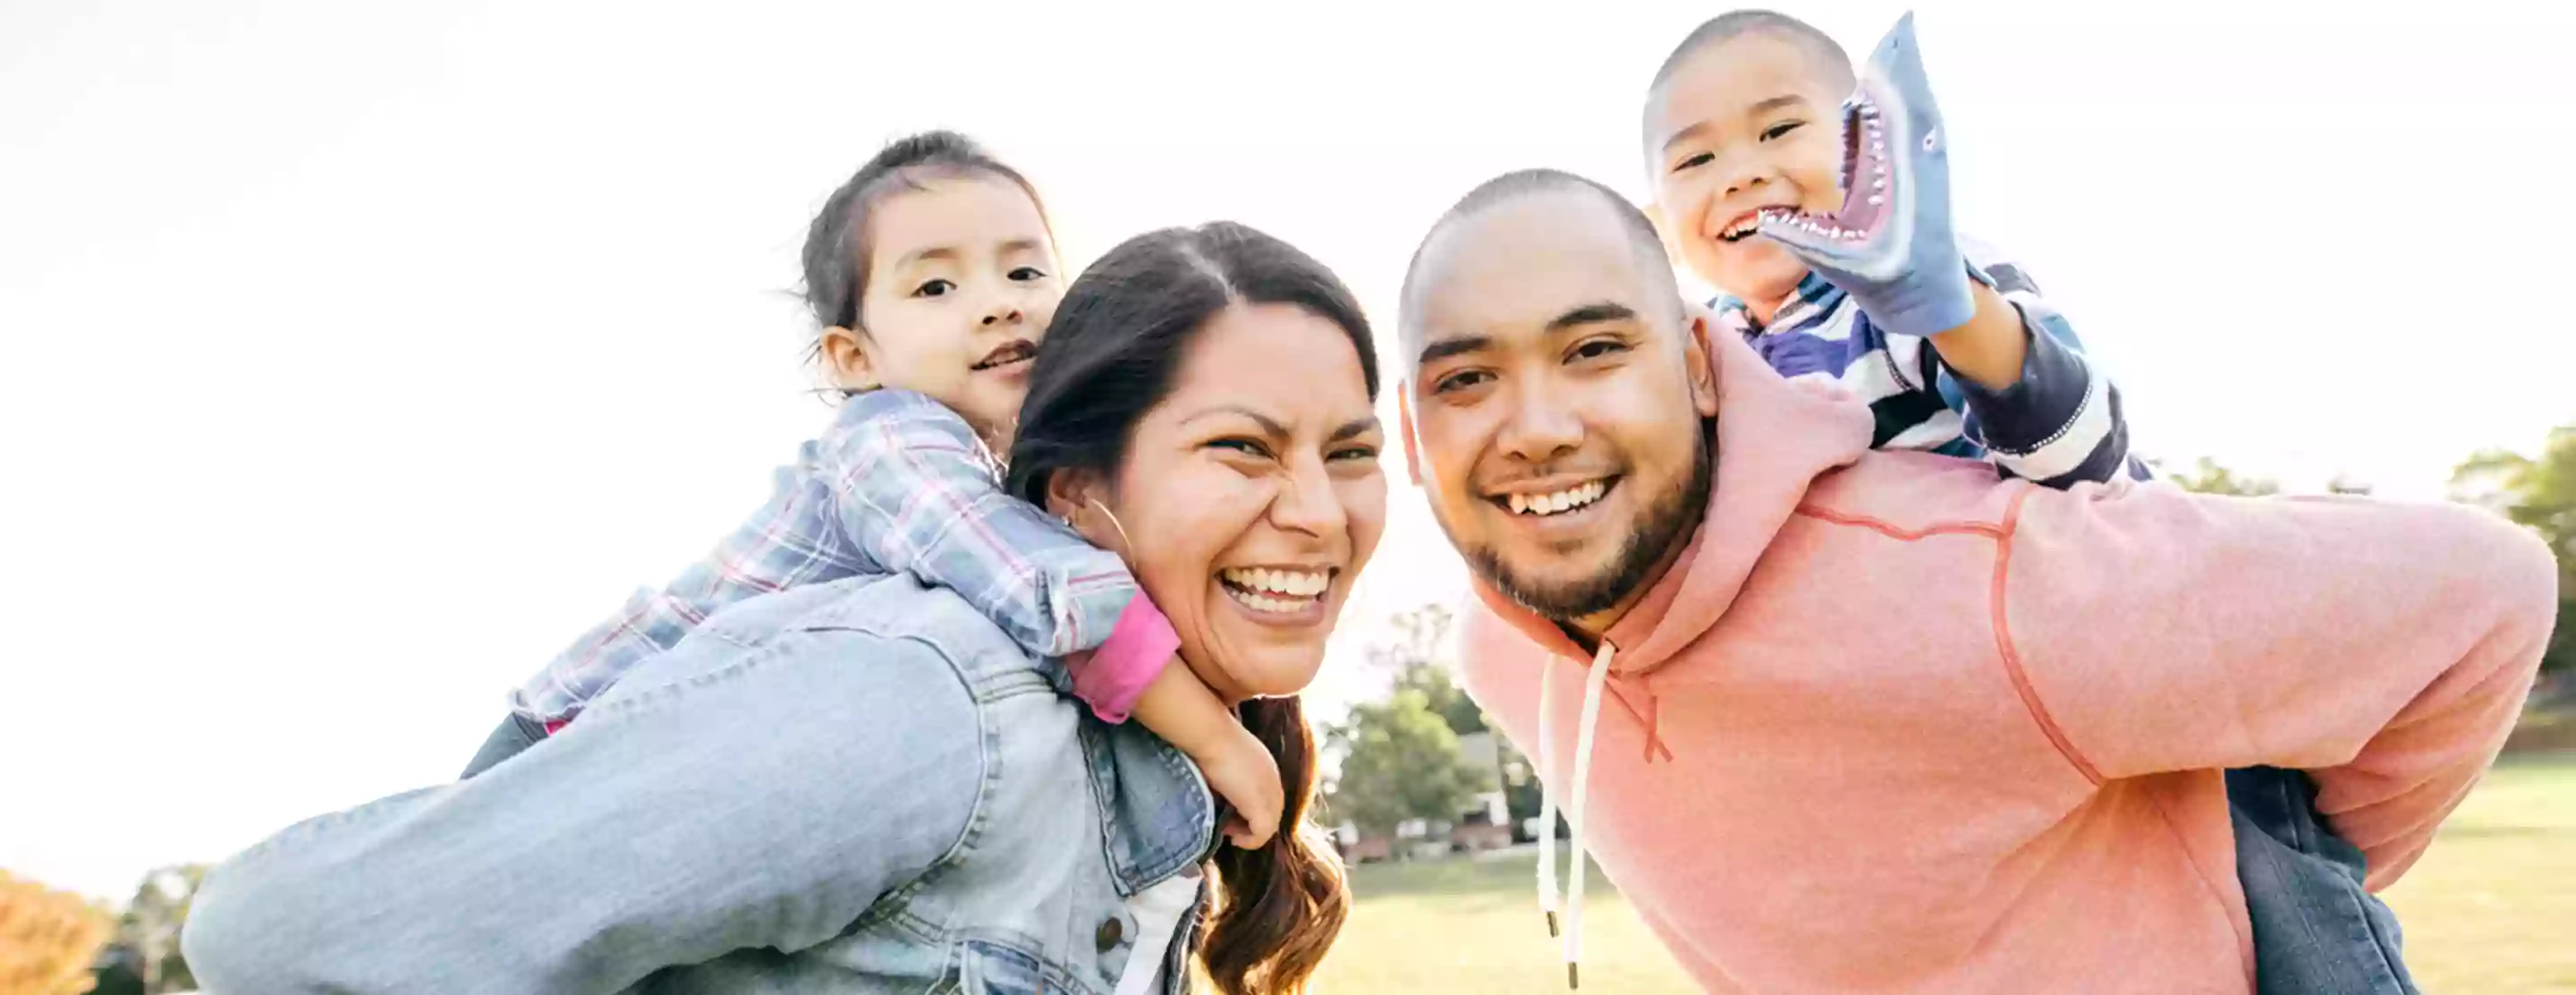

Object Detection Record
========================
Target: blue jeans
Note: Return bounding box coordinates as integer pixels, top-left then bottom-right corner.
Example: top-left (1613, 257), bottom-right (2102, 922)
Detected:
top-left (2227, 766), bottom-right (2419, 994)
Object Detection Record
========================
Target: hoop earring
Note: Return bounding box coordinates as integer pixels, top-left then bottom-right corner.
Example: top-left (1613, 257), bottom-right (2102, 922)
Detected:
top-left (1087, 498), bottom-right (1134, 553)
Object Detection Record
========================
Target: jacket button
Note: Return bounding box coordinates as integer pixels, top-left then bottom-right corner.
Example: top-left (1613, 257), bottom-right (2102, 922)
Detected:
top-left (1096, 916), bottom-right (1125, 951)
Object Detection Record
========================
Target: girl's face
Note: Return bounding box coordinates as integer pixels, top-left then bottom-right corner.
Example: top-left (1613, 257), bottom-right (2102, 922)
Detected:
top-left (1071, 303), bottom-right (1388, 702)
top-left (825, 175), bottom-right (1063, 445)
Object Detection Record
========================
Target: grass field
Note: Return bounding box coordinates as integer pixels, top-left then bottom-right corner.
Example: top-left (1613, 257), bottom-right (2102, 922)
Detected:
top-left (1311, 753), bottom-right (2576, 993)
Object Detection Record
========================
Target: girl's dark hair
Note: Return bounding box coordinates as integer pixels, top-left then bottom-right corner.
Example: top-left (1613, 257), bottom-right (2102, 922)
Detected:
top-left (1004, 222), bottom-right (1377, 995)
top-left (797, 130), bottom-right (1049, 343)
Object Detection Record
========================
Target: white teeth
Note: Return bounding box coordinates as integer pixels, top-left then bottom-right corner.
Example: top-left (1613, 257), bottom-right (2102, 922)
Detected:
top-left (1221, 567), bottom-right (1327, 598)
top-left (1506, 480), bottom-right (1608, 517)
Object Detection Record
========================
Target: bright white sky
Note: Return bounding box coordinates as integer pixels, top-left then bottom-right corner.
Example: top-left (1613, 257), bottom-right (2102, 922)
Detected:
top-left (4, 0), bottom-right (2570, 902)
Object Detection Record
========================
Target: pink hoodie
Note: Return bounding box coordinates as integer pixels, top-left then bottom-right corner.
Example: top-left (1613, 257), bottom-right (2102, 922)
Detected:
top-left (1458, 328), bottom-right (2559, 994)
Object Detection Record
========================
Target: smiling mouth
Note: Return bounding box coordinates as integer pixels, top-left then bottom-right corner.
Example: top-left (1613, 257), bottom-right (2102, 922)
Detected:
top-left (1717, 211), bottom-right (1778, 243)
top-left (1757, 93), bottom-right (1891, 242)
top-left (970, 339), bottom-right (1037, 372)
top-left (1490, 478), bottom-right (1615, 517)
top-left (1218, 566), bottom-right (1335, 615)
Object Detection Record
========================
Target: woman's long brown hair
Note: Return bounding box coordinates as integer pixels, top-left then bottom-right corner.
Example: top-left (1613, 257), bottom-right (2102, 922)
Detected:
top-left (998, 223), bottom-right (1373, 993)
top-left (1199, 696), bottom-right (1348, 995)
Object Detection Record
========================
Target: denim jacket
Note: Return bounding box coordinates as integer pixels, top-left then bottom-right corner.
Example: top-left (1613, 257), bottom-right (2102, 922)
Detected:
top-left (184, 574), bottom-right (1220, 995)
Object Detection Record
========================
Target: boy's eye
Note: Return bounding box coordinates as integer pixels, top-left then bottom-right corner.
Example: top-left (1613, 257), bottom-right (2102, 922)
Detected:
top-left (1760, 120), bottom-right (1805, 141)
top-left (912, 278), bottom-right (957, 298)
top-left (1008, 266), bottom-right (1047, 282)
top-left (1672, 151), bottom-right (1715, 173)
top-left (1431, 370), bottom-right (1494, 395)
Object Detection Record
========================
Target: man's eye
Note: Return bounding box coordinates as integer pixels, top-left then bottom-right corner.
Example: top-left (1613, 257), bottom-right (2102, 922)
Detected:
top-left (1571, 339), bottom-right (1630, 361)
top-left (912, 279), bottom-right (956, 298)
top-left (1673, 151), bottom-right (1715, 173)
top-left (1761, 120), bottom-right (1805, 141)
top-left (1008, 267), bottom-right (1047, 282)
top-left (1431, 370), bottom-right (1494, 395)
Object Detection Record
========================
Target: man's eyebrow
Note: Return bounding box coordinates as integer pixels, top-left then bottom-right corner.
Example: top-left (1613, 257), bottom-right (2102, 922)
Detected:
top-left (1416, 334), bottom-right (1491, 367)
top-left (1546, 302), bottom-right (1638, 332)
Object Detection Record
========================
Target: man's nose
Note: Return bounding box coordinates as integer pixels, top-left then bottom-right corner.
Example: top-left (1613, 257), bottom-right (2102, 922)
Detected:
top-left (1497, 379), bottom-right (1581, 464)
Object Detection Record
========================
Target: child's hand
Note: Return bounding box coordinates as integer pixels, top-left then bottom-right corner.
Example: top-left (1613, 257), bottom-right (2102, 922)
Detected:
top-left (1752, 13), bottom-right (1978, 340)
top-left (1192, 723), bottom-right (1284, 851)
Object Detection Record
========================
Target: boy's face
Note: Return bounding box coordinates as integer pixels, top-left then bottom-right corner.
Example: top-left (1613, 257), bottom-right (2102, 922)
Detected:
top-left (1647, 33), bottom-right (1851, 310)
top-left (826, 176), bottom-right (1063, 446)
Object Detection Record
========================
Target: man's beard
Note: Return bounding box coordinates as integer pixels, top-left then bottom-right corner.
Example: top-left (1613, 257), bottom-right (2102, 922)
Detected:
top-left (1464, 435), bottom-right (1710, 623)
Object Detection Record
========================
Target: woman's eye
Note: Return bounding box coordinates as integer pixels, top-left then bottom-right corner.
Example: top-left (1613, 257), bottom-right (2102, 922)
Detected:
top-left (1761, 120), bottom-right (1805, 141)
top-left (1431, 370), bottom-right (1493, 395)
top-left (911, 278), bottom-right (956, 298)
top-left (1008, 266), bottom-right (1047, 282)
top-left (1208, 438), bottom-right (1275, 459)
top-left (1673, 151), bottom-right (1714, 173)
top-left (1330, 444), bottom-right (1381, 463)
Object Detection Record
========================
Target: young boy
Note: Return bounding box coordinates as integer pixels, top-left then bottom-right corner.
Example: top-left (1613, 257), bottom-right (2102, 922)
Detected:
top-left (1636, 12), bottom-right (2413, 993)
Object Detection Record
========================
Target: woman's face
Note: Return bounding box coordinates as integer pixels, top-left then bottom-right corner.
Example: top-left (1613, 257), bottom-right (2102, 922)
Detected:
top-left (1084, 302), bottom-right (1387, 701)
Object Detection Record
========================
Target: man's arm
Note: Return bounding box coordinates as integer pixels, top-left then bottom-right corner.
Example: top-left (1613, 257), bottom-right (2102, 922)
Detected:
top-left (2002, 483), bottom-right (2558, 888)
top-left (820, 389), bottom-right (1138, 659)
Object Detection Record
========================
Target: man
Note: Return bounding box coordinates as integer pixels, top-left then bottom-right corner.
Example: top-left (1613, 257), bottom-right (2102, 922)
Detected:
top-left (1394, 168), bottom-right (2557, 993)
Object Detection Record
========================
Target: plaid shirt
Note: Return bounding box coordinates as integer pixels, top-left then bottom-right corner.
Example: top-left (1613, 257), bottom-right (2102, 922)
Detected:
top-left (1715, 239), bottom-right (2151, 489)
top-left (512, 389), bottom-right (1138, 722)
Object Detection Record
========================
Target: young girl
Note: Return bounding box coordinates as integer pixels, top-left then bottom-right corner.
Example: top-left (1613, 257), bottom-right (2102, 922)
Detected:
top-left (462, 131), bottom-right (1283, 848)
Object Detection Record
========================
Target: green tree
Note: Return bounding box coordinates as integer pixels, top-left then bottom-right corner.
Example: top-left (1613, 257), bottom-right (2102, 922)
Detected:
top-left (1371, 604), bottom-right (1486, 736)
top-left (114, 864), bottom-right (205, 994)
top-left (2157, 455), bottom-right (2281, 498)
top-left (1324, 689), bottom-right (1487, 842)
top-left (2452, 425), bottom-right (2576, 676)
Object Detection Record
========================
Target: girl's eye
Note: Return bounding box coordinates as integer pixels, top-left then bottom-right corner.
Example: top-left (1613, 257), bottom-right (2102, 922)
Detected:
top-left (1431, 370), bottom-right (1493, 395)
top-left (912, 278), bottom-right (956, 298)
top-left (1673, 151), bottom-right (1714, 173)
top-left (1008, 267), bottom-right (1047, 282)
top-left (1761, 120), bottom-right (1804, 141)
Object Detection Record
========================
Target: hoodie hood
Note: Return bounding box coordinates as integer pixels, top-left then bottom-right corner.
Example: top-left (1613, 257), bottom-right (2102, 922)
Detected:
top-left (1470, 319), bottom-right (1874, 677)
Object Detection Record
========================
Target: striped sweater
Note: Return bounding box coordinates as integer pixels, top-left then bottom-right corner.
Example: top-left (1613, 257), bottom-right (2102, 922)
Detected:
top-left (1712, 242), bottom-right (2148, 488)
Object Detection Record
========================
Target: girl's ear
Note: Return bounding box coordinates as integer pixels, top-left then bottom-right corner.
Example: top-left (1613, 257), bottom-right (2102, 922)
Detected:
top-left (819, 326), bottom-right (878, 391)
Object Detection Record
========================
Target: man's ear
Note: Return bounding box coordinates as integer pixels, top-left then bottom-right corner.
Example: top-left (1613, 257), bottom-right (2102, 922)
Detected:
top-left (1682, 306), bottom-right (1721, 419)
top-left (1042, 467), bottom-right (1119, 550)
top-left (818, 326), bottom-right (878, 392)
top-left (1396, 387), bottom-right (1425, 488)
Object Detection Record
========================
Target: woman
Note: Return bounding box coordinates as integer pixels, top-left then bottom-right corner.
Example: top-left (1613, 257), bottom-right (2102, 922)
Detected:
top-left (180, 221), bottom-right (1391, 995)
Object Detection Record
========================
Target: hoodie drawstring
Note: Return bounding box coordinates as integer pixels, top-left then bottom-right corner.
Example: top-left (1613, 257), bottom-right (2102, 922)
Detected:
top-left (1535, 641), bottom-right (1616, 990)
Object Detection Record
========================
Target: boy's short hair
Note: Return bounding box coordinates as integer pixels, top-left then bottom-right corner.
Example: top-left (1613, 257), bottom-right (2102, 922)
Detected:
top-left (1647, 10), bottom-right (1856, 106)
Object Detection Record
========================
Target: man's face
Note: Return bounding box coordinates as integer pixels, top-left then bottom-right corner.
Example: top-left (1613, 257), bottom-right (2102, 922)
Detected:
top-left (1647, 33), bottom-right (1852, 310)
top-left (1403, 191), bottom-right (1718, 625)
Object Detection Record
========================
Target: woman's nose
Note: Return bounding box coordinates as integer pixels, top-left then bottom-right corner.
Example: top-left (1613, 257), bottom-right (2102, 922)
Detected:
top-left (1268, 459), bottom-right (1349, 540)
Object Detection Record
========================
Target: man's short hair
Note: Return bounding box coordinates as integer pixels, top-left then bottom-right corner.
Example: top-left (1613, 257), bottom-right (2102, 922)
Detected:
top-left (1398, 169), bottom-right (1679, 361)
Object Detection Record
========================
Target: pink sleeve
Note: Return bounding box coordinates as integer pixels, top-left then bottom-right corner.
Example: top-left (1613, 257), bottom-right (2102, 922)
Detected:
top-left (2001, 481), bottom-right (2557, 888)
top-left (1068, 594), bottom-right (1180, 723)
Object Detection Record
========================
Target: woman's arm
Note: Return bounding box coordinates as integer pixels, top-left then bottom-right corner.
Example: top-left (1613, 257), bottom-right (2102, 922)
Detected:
top-left (183, 621), bottom-right (986, 995)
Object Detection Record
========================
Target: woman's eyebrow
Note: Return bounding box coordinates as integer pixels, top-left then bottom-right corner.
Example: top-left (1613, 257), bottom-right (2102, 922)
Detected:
top-left (1182, 405), bottom-right (1287, 436)
top-left (1330, 416), bottom-right (1382, 442)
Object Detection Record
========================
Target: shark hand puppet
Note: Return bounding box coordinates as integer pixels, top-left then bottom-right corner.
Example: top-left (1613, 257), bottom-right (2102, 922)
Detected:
top-left (1754, 11), bottom-right (1984, 340)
